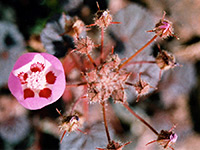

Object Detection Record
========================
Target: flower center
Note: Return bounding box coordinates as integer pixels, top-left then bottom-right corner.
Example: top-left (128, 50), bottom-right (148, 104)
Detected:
top-left (26, 71), bottom-right (46, 91)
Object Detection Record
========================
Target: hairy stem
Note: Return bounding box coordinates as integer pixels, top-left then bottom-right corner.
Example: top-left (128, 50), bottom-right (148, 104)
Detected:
top-left (128, 60), bottom-right (156, 64)
top-left (123, 103), bottom-right (159, 135)
top-left (86, 53), bottom-right (97, 68)
top-left (100, 27), bottom-right (104, 63)
top-left (102, 102), bottom-right (111, 144)
top-left (70, 96), bottom-right (84, 115)
top-left (66, 82), bottom-right (87, 87)
top-left (119, 35), bottom-right (158, 69)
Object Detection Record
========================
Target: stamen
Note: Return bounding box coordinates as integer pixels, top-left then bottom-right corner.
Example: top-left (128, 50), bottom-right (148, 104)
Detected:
top-left (26, 71), bottom-right (47, 91)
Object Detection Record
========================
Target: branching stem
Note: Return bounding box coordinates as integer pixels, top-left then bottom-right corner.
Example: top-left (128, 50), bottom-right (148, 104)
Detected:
top-left (119, 35), bottom-right (158, 69)
top-left (100, 27), bottom-right (104, 63)
top-left (86, 53), bottom-right (97, 68)
top-left (66, 82), bottom-right (87, 87)
top-left (70, 96), bottom-right (84, 115)
top-left (123, 103), bottom-right (159, 135)
top-left (102, 102), bottom-right (111, 144)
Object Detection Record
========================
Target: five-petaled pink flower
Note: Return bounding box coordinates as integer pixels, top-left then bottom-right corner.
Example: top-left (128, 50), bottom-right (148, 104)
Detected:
top-left (8, 53), bottom-right (66, 110)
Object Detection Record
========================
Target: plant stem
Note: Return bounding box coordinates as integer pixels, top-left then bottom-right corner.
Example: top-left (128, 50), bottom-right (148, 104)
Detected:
top-left (128, 60), bottom-right (156, 64)
top-left (70, 96), bottom-right (84, 115)
top-left (102, 102), bottom-right (111, 144)
top-left (123, 103), bottom-right (159, 135)
top-left (100, 27), bottom-right (104, 63)
top-left (66, 82), bottom-right (87, 87)
top-left (86, 53), bottom-right (97, 68)
top-left (119, 35), bottom-right (158, 69)
top-left (83, 98), bottom-right (89, 121)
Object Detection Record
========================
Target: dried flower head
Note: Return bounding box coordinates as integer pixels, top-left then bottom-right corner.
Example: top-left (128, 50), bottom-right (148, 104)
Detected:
top-left (156, 50), bottom-right (177, 71)
top-left (130, 72), bottom-right (155, 102)
top-left (87, 2), bottom-right (117, 30)
top-left (62, 14), bottom-right (85, 38)
top-left (84, 54), bottom-right (130, 103)
top-left (56, 108), bottom-right (84, 142)
top-left (146, 126), bottom-right (178, 150)
top-left (94, 9), bottom-right (113, 29)
top-left (148, 11), bottom-right (177, 39)
top-left (73, 36), bottom-right (95, 55)
top-left (96, 140), bottom-right (131, 150)
top-left (134, 80), bottom-right (150, 102)
top-left (155, 45), bottom-right (178, 71)
top-left (8, 53), bottom-right (66, 110)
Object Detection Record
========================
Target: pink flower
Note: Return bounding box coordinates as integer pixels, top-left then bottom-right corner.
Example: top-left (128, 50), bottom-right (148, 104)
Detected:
top-left (8, 53), bottom-right (66, 110)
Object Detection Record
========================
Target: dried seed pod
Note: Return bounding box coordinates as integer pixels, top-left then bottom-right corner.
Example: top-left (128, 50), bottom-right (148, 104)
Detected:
top-left (97, 140), bottom-right (131, 150)
top-left (73, 36), bottom-right (95, 55)
top-left (156, 50), bottom-right (177, 71)
top-left (94, 9), bottom-right (113, 29)
top-left (56, 108), bottom-right (84, 143)
top-left (146, 126), bottom-right (178, 150)
top-left (134, 79), bottom-right (151, 100)
top-left (62, 14), bottom-right (85, 37)
top-left (147, 11), bottom-right (178, 39)
top-left (87, 2), bottom-right (119, 30)
top-left (130, 72), bottom-right (155, 102)
top-left (84, 54), bottom-right (130, 103)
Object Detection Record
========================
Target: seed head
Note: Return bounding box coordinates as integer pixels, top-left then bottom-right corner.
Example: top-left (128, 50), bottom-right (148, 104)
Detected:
top-left (146, 126), bottom-right (178, 150)
top-left (156, 50), bottom-right (177, 71)
top-left (62, 14), bottom-right (85, 37)
top-left (96, 140), bottom-right (131, 150)
top-left (148, 12), bottom-right (177, 39)
top-left (133, 73), bottom-right (154, 102)
top-left (73, 36), bottom-right (95, 55)
top-left (59, 114), bottom-right (81, 133)
top-left (84, 54), bottom-right (130, 103)
top-left (56, 108), bottom-right (84, 143)
top-left (94, 9), bottom-right (113, 29)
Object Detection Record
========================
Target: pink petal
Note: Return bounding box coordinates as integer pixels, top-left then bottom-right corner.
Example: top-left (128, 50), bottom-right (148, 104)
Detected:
top-left (8, 52), bottom-right (66, 110)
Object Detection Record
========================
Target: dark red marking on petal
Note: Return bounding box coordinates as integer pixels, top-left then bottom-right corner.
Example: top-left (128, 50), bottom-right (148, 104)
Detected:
top-left (18, 72), bottom-right (28, 84)
top-left (39, 88), bottom-right (52, 98)
top-left (23, 73), bottom-right (28, 80)
top-left (30, 62), bottom-right (45, 72)
top-left (46, 71), bottom-right (56, 84)
top-left (24, 88), bottom-right (35, 99)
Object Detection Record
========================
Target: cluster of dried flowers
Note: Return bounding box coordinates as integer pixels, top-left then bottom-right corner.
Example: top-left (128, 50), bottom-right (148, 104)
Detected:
top-left (8, 3), bottom-right (180, 150)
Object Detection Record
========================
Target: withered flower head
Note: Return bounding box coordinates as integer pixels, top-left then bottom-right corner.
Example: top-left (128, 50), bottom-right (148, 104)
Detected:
top-left (97, 140), bottom-right (131, 150)
top-left (156, 50), bottom-right (177, 71)
top-left (62, 14), bottom-right (85, 37)
top-left (94, 9), bottom-right (113, 29)
top-left (148, 12), bottom-right (176, 39)
top-left (134, 79), bottom-right (150, 100)
top-left (133, 73), bottom-right (154, 102)
top-left (59, 114), bottom-right (80, 133)
top-left (73, 36), bottom-right (95, 55)
top-left (84, 54), bottom-right (130, 103)
top-left (56, 109), bottom-right (84, 142)
top-left (146, 126), bottom-right (178, 150)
